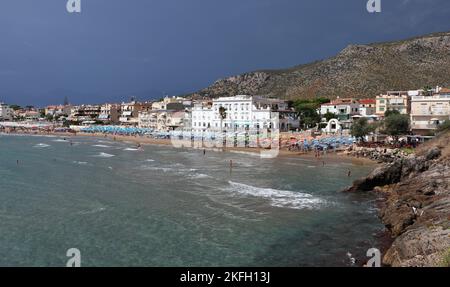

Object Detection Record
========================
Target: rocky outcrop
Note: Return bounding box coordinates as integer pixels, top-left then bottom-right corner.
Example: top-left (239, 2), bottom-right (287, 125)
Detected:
top-left (345, 146), bottom-right (412, 163)
top-left (344, 133), bottom-right (450, 267)
top-left (188, 31), bottom-right (450, 100)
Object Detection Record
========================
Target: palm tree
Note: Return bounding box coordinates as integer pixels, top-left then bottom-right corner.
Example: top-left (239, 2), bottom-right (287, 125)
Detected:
top-left (219, 106), bottom-right (227, 131)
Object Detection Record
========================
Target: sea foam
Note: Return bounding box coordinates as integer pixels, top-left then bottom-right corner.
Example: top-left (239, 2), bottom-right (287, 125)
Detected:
top-left (93, 144), bottom-right (112, 148)
top-left (94, 152), bottom-right (115, 158)
top-left (225, 181), bottom-right (325, 210)
top-left (33, 143), bottom-right (51, 148)
top-left (124, 148), bottom-right (140, 151)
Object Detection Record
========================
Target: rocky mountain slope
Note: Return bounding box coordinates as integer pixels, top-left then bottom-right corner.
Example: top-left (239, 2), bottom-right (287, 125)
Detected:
top-left (190, 31), bottom-right (450, 100)
top-left (345, 131), bottom-right (450, 267)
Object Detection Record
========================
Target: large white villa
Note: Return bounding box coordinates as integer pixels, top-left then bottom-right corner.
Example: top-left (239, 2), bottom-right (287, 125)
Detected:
top-left (191, 95), bottom-right (299, 132)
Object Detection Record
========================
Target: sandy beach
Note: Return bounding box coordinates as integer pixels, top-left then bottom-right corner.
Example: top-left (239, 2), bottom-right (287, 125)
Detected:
top-left (1, 130), bottom-right (376, 166)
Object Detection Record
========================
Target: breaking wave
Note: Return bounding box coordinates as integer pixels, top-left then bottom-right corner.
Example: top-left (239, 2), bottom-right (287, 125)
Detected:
top-left (33, 143), bottom-right (51, 148)
top-left (124, 148), bottom-right (140, 151)
top-left (93, 144), bottom-right (112, 148)
top-left (93, 152), bottom-right (115, 158)
top-left (225, 181), bottom-right (325, 210)
top-left (73, 161), bottom-right (89, 165)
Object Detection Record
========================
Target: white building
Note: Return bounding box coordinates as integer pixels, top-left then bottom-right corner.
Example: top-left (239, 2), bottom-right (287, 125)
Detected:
top-left (191, 95), bottom-right (297, 132)
top-left (151, 96), bottom-right (185, 110)
top-left (98, 103), bottom-right (120, 124)
top-left (0, 103), bottom-right (13, 121)
top-left (191, 101), bottom-right (214, 130)
top-left (320, 98), bottom-right (360, 120)
top-left (410, 87), bottom-right (450, 135)
top-left (119, 101), bottom-right (152, 126)
top-left (358, 99), bottom-right (376, 116)
top-left (45, 105), bottom-right (71, 117)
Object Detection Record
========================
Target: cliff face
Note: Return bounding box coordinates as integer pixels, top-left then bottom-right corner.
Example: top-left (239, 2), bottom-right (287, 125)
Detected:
top-left (344, 132), bottom-right (450, 267)
top-left (190, 31), bottom-right (450, 100)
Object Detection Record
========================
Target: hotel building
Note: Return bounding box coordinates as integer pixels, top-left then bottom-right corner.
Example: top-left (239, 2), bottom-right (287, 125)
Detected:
top-left (191, 95), bottom-right (298, 132)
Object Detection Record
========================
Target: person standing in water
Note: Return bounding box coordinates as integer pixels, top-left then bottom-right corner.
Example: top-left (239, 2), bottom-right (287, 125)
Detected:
top-left (229, 160), bottom-right (233, 174)
top-left (348, 170), bottom-right (351, 177)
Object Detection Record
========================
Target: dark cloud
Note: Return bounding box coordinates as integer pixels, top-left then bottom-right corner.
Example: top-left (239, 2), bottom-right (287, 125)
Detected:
top-left (0, 0), bottom-right (449, 106)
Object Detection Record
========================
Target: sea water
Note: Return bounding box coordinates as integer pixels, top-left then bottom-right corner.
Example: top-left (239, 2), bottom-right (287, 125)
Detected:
top-left (0, 134), bottom-right (383, 266)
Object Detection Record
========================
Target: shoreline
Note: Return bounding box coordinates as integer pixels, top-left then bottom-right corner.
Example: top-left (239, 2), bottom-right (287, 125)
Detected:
top-left (1, 130), bottom-right (377, 165)
top-left (343, 131), bottom-right (450, 267)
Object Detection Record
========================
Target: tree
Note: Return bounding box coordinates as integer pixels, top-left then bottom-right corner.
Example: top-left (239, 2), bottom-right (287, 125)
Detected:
top-left (45, 114), bottom-right (54, 122)
top-left (384, 114), bottom-right (410, 141)
top-left (297, 106), bottom-right (320, 130)
top-left (293, 99), bottom-right (326, 130)
top-left (423, 86), bottom-right (433, 97)
top-left (384, 109), bottom-right (400, 118)
top-left (219, 106), bottom-right (227, 130)
top-left (9, 105), bottom-right (21, 111)
top-left (323, 112), bottom-right (336, 122)
top-left (351, 118), bottom-right (375, 142)
top-left (436, 120), bottom-right (450, 134)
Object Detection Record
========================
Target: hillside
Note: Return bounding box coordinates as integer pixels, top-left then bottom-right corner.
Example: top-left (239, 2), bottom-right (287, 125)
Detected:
top-left (189, 31), bottom-right (450, 100)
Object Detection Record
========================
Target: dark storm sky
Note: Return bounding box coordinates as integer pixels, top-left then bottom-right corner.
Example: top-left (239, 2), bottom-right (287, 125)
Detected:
top-left (0, 0), bottom-right (449, 106)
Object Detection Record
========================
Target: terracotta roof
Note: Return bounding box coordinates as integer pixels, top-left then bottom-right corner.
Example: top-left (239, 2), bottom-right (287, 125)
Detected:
top-left (440, 88), bottom-right (450, 94)
top-left (358, 99), bottom-right (376, 105)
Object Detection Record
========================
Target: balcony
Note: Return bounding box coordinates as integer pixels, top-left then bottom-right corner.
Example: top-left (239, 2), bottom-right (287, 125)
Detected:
top-left (411, 124), bottom-right (439, 130)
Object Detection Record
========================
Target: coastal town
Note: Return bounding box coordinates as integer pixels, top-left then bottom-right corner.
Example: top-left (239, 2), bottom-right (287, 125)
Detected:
top-left (1, 86), bottom-right (449, 154)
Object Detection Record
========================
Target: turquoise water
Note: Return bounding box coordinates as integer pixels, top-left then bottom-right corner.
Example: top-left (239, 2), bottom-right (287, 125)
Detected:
top-left (0, 134), bottom-right (383, 267)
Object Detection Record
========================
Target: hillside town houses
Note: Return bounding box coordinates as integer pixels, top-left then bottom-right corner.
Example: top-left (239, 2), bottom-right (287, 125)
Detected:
top-left (1, 86), bottom-right (449, 136)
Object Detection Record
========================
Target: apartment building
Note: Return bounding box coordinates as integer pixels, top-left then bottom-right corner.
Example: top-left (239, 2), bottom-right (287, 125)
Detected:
top-left (358, 99), bottom-right (376, 116)
top-left (119, 101), bottom-right (152, 126)
top-left (98, 104), bottom-right (120, 124)
top-left (411, 88), bottom-right (450, 135)
top-left (0, 103), bottom-right (13, 121)
top-left (375, 91), bottom-right (417, 116)
top-left (69, 105), bottom-right (101, 123)
top-left (320, 98), bottom-right (360, 120)
top-left (45, 105), bottom-right (71, 117)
